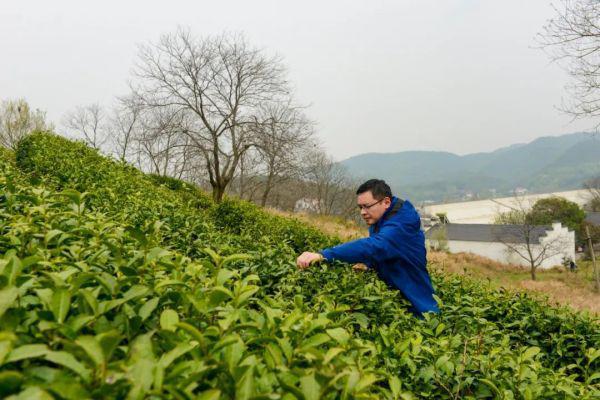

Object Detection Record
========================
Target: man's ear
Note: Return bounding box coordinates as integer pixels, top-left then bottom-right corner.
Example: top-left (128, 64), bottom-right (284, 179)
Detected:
top-left (384, 196), bottom-right (392, 208)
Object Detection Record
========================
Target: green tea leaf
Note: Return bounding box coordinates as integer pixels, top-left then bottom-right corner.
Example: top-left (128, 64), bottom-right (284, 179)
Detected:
top-left (45, 351), bottom-right (91, 382)
top-left (326, 328), bottom-right (351, 345)
top-left (355, 373), bottom-right (380, 393)
top-left (7, 386), bottom-right (54, 400)
top-left (0, 286), bottom-right (18, 318)
top-left (522, 347), bottom-right (541, 362)
top-left (138, 297), bottom-right (159, 321)
top-left (50, 287), bottom-right (71, 324)
top-left (300, 372), bottom-right (321, 400)
top-left (209, 286), bottom-right (233, 306)
top-left (159, 309), bottom-right (179, 331)
top-left (6, 344), bottom-right (49, 363)
top-left (323, 347), bottom-right (345, 364)
top-left (76, 336), bottom-right (104, 367)
top-left (97, 330), bottom-right (122, 362)
top-left (235, 365), bottom-right (255, 400)
top-left (300, 333), bottom-right (331, 351)
top-left (3, 256), bottom-right (22, 286)
top-left (196, 389), bottom-right (221, 400)
top-left (216, 269), bottom-right (235, 286)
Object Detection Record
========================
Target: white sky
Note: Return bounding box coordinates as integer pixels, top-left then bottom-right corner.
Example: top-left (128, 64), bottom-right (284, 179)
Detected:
top-left (0, 0), bottom-right (594, 160)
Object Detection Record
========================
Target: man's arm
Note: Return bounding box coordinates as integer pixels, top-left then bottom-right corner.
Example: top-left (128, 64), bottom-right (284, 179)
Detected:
top-left (320, 225), bottom-right (401, 265)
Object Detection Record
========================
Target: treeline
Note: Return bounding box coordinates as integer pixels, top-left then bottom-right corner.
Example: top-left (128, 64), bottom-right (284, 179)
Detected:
top-left (0, 28), bottom-right (358, 218)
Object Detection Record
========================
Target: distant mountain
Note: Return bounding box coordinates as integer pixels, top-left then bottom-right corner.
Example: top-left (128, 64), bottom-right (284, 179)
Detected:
top-left (340, 132), bottom-right (600, 203)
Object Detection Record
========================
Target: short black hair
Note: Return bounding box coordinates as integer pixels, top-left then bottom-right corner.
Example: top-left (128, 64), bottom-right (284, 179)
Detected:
top-left (356, 179), bottom-right (392, 200)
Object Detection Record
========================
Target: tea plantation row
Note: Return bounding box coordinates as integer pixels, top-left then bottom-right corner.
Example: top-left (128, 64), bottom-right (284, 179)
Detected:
top-left (0, 132), bottom-right (597, 399)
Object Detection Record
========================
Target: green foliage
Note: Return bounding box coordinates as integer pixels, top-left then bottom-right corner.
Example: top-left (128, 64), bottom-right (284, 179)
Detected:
top-left (0, 99), bottom-right (53, 150)
top-left (213, 198), bottom-right (338, 252)
top-left (494, 209), bottom-right (528, 225)
top-left (0, 133), bottom-right (597, 398)
top-left (428, 225), bottom-right (448, 252)
top-left (529, 197), bottom-right (586, 241)
top-left (16, 132), bottom-right (333, 257)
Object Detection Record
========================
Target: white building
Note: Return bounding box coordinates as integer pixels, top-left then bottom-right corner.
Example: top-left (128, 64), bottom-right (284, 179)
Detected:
top-left (422, 189), bottom-right (591, 224)
top-left (426, 222), bottom-right (575, 269)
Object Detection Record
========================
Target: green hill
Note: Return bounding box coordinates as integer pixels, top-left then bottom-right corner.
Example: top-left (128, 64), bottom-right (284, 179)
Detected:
top-left (341, 132), bottom-right (600, 202)
top-left (0, 132), bottom-right (597, 399)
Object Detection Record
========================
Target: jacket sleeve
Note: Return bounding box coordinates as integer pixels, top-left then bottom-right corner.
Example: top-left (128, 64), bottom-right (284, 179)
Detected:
top-left (321, 224), bottom-right (403, 265)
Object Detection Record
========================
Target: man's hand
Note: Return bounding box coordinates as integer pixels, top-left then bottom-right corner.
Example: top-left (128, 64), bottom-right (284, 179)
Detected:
top-left (352, 263), bottom-right (368, 272)
top-left (296, 252), bottom-right (323, 269)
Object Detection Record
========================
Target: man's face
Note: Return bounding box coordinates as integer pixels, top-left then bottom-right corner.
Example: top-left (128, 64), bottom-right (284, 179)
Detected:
top-left (357, 191), bottom-right (391, 225)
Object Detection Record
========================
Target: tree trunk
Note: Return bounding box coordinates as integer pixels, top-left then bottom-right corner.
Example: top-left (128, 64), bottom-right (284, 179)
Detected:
top-left (261, 171), bottom-right (275, 207)
top-left (239, 156), bottom-right (245, 199)
top-left (530, 264), bottom-right (536, 281)
top-left (585, 225), bottom-right (599, 292)
top-left (212, 184), bottom-right (226, 203)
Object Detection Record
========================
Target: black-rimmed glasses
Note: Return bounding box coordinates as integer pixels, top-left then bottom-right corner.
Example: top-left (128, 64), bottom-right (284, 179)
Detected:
top-left (357, 198), bottom-right (384, 211)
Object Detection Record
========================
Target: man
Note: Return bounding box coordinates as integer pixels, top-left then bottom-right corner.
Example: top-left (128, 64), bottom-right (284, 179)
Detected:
top-left (296, 179), bottom-right (439, 316)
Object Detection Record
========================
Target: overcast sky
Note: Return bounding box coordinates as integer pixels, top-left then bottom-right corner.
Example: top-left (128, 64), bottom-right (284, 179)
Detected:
top-left (0, 0), bottom-right (594, 160)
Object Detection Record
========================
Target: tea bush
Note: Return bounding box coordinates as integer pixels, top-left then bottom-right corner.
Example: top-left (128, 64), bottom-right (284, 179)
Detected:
top-left (0, 153), bottom-right (397, 399)
top-left (1, 132), bottom-right (598, 398)
top-left (16, 132), bottom-right (334, 255)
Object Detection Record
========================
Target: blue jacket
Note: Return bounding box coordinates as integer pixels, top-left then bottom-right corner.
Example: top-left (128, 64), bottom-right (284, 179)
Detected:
top-left (320, 197), bottom-right (439, 315)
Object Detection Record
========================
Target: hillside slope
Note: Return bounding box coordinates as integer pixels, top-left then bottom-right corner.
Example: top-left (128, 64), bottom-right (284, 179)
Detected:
top-left (0, 132), bottom-right (597, 399)
top-left (342, 132), bottom-right (600, 202)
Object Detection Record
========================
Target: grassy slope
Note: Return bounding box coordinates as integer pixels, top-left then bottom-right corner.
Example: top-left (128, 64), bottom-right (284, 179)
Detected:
top-left (429, 252), bottom-right (600, 315)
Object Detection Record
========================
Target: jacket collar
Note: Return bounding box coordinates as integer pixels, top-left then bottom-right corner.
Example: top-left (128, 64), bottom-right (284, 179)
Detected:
top-left (373, 196), bottom-right (403, 233)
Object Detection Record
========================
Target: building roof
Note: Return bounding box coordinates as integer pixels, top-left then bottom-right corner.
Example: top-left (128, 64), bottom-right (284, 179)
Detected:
top-left (426, 223), bottom-right (551, 244)
top-left (585, 212), bottom-right (600, 226)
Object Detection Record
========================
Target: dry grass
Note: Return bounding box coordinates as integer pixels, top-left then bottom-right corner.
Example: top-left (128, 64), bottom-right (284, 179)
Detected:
top-left (266, 208), bottom-right (368, 241)
top-left (429, 251), bottom-right (600, 315)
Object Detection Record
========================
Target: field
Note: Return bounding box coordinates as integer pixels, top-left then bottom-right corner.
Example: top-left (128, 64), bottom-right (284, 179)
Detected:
top-left (0, 131), bottom-right (598, 399)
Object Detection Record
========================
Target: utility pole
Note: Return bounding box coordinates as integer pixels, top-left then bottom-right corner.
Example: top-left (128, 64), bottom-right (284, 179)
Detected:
top-left (585, 225), bottom-right (599, 292)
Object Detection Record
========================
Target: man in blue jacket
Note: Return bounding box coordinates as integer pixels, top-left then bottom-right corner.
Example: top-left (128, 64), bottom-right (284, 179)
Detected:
top-left (296, 179), bottom-right (439, 316)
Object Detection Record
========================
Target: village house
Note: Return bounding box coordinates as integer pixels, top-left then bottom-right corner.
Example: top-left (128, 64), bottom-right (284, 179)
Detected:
top-left (426, 222), bottom-right (575, 269)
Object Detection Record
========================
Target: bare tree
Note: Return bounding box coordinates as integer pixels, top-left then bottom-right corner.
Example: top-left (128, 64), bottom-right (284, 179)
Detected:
top-left (538, 0), bottom-right (600, 119)
top-left (108, 96), bottom-right (143, 162)
top-left (131, 28), bottom-right (290, 202)
top-left (63, 103), bottom-right (108, 150)
top-left (133, 105), bottom-right (193, 178)
top-left (0, 98), bottom-right (52, 149)
top-left (302, 146), bottom-right (356, 216)
top-left (230, 148), bottom-right (264, 201)
top-left (584, 176), bottom-right (600, 211)
top-left (495, 198), bottom-right (572, 280)
top-left (253, 102), bottom-right (314, 206)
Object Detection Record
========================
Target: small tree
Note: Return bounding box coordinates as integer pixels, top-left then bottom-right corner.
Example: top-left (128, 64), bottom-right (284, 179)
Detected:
top-left (0, 98), bottom-right (52, 149)
top-left (62, 103), bottom-right (108, 150)
top-left (253, 102), bottom-right (314, 207)
top-left (495, 198), bottom-right (571, 280)
top-left (585, 176), bottom-right (600, 211)
top-left (429, 225), bottom-right (448, 252)
top-left (301, 147), bottom-right (356, 217)
top-left (528, 197), bottom-right (586, 243)
top-left (108, 95), bottom-right (143, 162)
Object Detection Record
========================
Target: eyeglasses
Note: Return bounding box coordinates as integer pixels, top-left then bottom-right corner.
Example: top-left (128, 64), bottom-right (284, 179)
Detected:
top-left (357, 198), bottom-right (384, 211)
